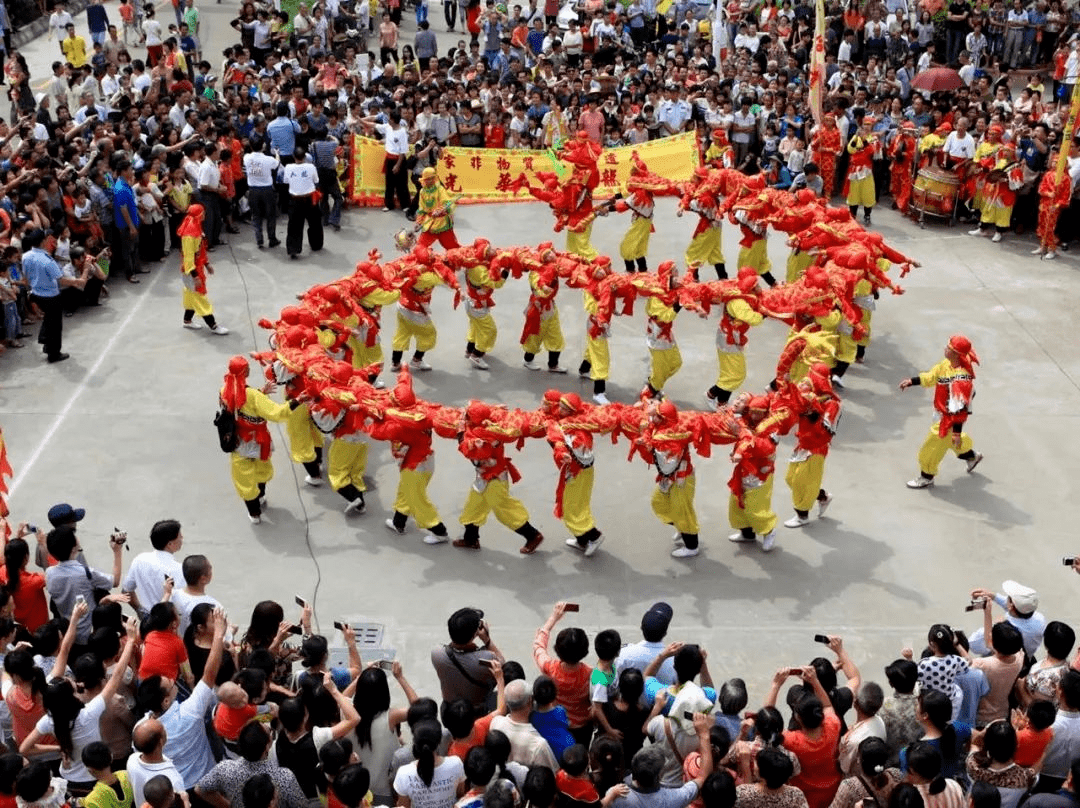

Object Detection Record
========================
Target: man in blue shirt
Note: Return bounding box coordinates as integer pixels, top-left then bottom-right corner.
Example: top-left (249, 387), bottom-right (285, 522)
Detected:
top-left (112, 159), bottom-right (142, 283)
top-left (23, 229), bottom-right (81, 363)
top-left (267, 101), bottom-right (300, 212)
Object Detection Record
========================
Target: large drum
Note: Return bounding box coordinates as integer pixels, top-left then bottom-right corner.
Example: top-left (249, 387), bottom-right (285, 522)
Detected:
top-left (911, 166), bottom-right (960, 223)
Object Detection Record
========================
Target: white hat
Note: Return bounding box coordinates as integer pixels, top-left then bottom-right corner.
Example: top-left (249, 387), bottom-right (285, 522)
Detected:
top-left (1002, 580), bottom-right (1038, 614)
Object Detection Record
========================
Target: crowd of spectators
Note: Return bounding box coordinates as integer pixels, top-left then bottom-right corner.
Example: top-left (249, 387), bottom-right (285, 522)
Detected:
top-left (2, 506), bottom-right (1080, 808)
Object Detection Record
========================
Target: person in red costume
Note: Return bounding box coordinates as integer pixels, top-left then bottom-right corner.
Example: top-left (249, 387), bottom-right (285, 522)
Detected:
top-left (811, 113), bottom-right (843, 199)
top-left (1032, 157), bottom-right (1072, 260)
top-left (367, 367), bottom-right (457, 543)
top-left (899, 334), bottom-right (984, 489)
top-left (726, 393), bottom-right (781, 551)
top-left (612, 152), bottom-right (681, 274)
top-left (454, 401), bottom-right (546, 554)
top-left (781, 364), bottom-right (841, 528)
top-left (888, 121), bottom-right (917, 215)
top-left (178, 204), bottom-right (228, 335)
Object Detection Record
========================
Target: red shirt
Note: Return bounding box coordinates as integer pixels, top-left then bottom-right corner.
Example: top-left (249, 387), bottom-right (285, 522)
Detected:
top-left (556, 771), bottom-right (599, 804)
top-left (213, 702), bottom-right (257, 741)
top-left (448, 712), bottom-right (494, 760)
top-left (0, 568), bottom-right (49, 631)
top-left (137, 630), bottom-right (188, 680)
top-left (485, 124), bottom-right (506, 149)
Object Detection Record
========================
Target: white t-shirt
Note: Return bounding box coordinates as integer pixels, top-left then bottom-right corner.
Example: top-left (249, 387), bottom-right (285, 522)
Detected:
top-left (144, 19), bottom-right (163, 46)
top-left (244, 152), bottom-right (281, 188)
top-left (943, 131), bottom-right (976, 159)
top-left (392, 756), bottom-right (465, 808)
top-left (284, 161), bottom-right (319, 195)
top-left (37, 694), bottom-right (107, 783)
top-left (122, 550), bottom-right (183, 610)
top-left (171, 590), bottom-right (222, 636)
top-left (376, 122), bottom-right (410, 156)
top-left (126, 753), bottom-right (185, 806)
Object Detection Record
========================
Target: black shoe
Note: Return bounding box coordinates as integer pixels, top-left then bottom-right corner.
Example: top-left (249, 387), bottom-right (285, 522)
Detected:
top-left (289, 253), bottom-right (299, 260)
top-left (332, 223), bottom-right (341, 231)
top-left (405, 211), bottom-right (416, 221)
top-left (47, 352), bottom-right (69, 363)
top-left (256, 241), bottom-right (264, 248)
top-left (269, 239), bottom-right (281, 247)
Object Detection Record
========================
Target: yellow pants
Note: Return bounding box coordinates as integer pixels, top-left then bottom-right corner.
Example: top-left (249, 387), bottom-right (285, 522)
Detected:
top-left (394, 468), bottom-right (442, 529)
top-left (648, 346), bottom-right (683, 391)
top-left (182, 288), bottom-right (213, 317)
top-left (651, 475), bottom-right (699, 535)
top-left (350, 338), bottom-right (384, 372)
top-left (728, 475), bottom-right (776, 536)
top-left (561, 467), bottom-right (596, 536)
top-left (686, 228), bottom-right (723, 268)
top-left (856, 308), bottom-right (872, 348)
top-left (230, 455), bottom-right (273, 501)
top-left (459, 478), bottom-right (530, 530)
top-left (836, 333), bottom-right (857, 364)
top-left (980, 201), bottom-right (1014, 229)
top-left (737, 238), bottom-right (771, 276)
top-left (847, 175), bottom-right (875, 208)
top-left (286, 404), bottom-right (324, 464)
top-left (786, 250), bottom-right (815, 283)
top-left (918, 423), bottom-right (973, 477)
top-left (392, 312), bottom-right (437, 352)
top-left (786, 453), bottom-right (826, 512)
top-left (715, 350), bottom-right (746, 392)
top-left (585, 335), bottom-right (610, 381)
top-left (328, 440), bottom-right (368, 492)
top-left (566, 223), bottom-right (598, 261)
top-left (522, 311), bottom-right (564, 354)
top-left (619, 217), bottom-right (652, 262)
top-left (467, 313), bottom-right (498, 353)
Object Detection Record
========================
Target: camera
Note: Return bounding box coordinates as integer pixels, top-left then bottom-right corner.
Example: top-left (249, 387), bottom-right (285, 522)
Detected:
top-left (965, 598), bottom-right (987, 612)
top-left (1063, 557), bottom-right (1077, 566)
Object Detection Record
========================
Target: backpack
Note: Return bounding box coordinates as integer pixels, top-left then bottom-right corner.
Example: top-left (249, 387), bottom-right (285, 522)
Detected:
top-left (213, 407), bottom-right (239, 453)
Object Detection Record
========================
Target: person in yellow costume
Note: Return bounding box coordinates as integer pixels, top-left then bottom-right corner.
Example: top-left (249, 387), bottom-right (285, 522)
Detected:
top-left (390, 268), bottom-right (444, 372)
top-left (463, 258), bottom-right (508, 371)
top-left (727, 395), bottom-right (779, 552)
top-left (577, 256), bottom-right (620, 405)
top-left (704, 267), bottom-right (764, 408)
top-left (785, 238), bottom-right (817, 283)
top-left (899, 334), bottom-right (984, 489)
top-left (309, 362), bottom-right (375, 514)
top-left (679, 188), bottom-right (726, 280)
top-left (633, 261), bottom-right (684, 399)
top-left (844, 121), bottom-right (878, 226)
top-left (414, 168), bottom-right (461, 250)
top-left (219, 355), bottom-right (299, 524)
top-left (178, 204), bottom-right (229, 335)
top-left (520, 269), bottom-right (567, 373)
top-left (733, 208), bottom-right (776, 287)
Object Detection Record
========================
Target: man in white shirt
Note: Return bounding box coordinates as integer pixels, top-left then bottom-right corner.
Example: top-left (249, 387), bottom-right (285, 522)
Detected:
top-left (49, 2), bottom-right (74, 44)
top-left (170, 554), bottom-right (223, 636)
top-left (244, 146), bottom-right (281, 248)
top-left (365, 109), bottom-right (412, 212)
top-left (121, 519), bottom-right (184, 618)
top-left (127, 720), bottom-right (186, 807)
top-left (838, 29), bottom-right (854, 62)
top-left (283, 147), bottom-right (323, 259)
top-left (943, 116), bottom-right (977, 165)
top-left (197, 142), bottom-right (226, 247)
top-left (168, 90), bottom-right (192, 129)
top-left (489, 680), bottom-right (558, 769)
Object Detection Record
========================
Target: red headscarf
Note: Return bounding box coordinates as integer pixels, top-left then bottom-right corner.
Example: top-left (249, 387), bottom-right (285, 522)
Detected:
top-left (947, 334), bottom-right (979, 375)
top-left (222, 355), bottom-right (250, 411)
top-left (177, 204), bottom-right (206, 239)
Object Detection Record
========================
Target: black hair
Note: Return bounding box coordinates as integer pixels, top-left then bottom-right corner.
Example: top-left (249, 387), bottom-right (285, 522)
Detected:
top-left (970, 780), bottom-right (1001, 808)
top-left (144, 774), bottom-right (176, 808)
top-left (701, 771), bottom-right (736, 808)
top-left (300, 634), bottom-right (329, 668)
top-left (1061, 670), bottom-right (1080, 711)
top-left (618, 667), bottom-right (645, 705)
top-left (235, 667), bottom-right (268, 702)
top-left (484, 729), bottom-right (515, 782)
top-left (244, 600), bottom-right (285, 650)
top-left (928, 624), bottom-right (959, 656)
top-left (149, 519), bottom-right (180, 550)
top-left (593, 629), bottom-right (621, 662)
top-left (1027, 700), bottom-right (1056, 731)
top-left (441, 699), bottom-right (477, 740)
top-left (917, 689), bottom-right (957, 762)
top-left (757, 747), bottom-right (794, 790)
top-left (500, 661), bottom-right (525, 682)
top-left (319, 738), bottom-right (354, 778)
top-left (4, 650), bottom-right (46, 698)
top-left (238, 720), bottom-right (271, 762)
top-left (906, 741), bottom-right (946, 794)
top-left (464, 746), bottom-right (497, 788)
top-left (146, 602), bottom-right (178, 633)
top-left (3, 538), bottom-right (29, 592)
top-left (73, 653), bottom-right (106, 691)
top-left (81, 741), bottom-right (112, 772)
top-left (554, 627), bottom-right (589, 664)
top-left (1043, 621), bottom-right (1076, 661)
top-left (353, 668), bottom-right (391, 748)
top-left (31, 621), bottom-right (61, 658)
top-left (753, 706), bottom-right (785, 747)
top-left (719, 678), bottom-right (748, 715)
top-left (523, 764), bottom-right (556, 808)
top-left (181, 554), bottom-right (211, 586)
top-left (884, 659), bottom-right (918, 694)
top-left (0, 753), bottom-right (25, 796)
top-left (794, 695), bottom-right (825, 730)
top-left (15, 762), bottom-right (53, 803)
top-left (991, 622), bottom-right (1024, 656)
top-left (412, 720), bottom-right (442, 788)
top-left (136, 675), bottom-right (167, 716)
top-left (242, 773), bottom-right (277, 808)
top-left (673, 645), bottom-right (704, 684)
top-left (533, 675), bottom-right (557, 707)
top-left (45, 525), bottom-right (78, 563)
top-left (561, 743), bottom-right (588, 776)
top-left (279, 697), bottom-right (306, 733)
top-left (407, 698), bottom-right (439, 729)
top-left (332, 764), bottom-right (371, 808)
top-left (859, 737), bottom-right (889, 783)
top-left (983, 721), bottom-right (1017, 763)
top-left (888, 783), bottom-right (925, 808)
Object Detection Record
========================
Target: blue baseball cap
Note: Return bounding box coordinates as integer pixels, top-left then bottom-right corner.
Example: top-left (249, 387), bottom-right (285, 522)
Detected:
top-left (47, 503), bottom-right (86, 526)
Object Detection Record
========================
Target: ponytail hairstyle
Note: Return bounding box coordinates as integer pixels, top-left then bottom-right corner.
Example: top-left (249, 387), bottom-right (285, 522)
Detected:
top-left (857, 736), bottom-right (889, 786)
top-left (43, 679), bottom-right (86, 757)
top-left (411, 719), bottom-right (443, 788)
top-left (589, 734), bottom-right (623, 787)
top-left (3, 539), bottom-right (29, 593)
top-left (917, 689), bottom-right (957, 763)
top-left (927, 624), bottom-right (959, 657)
top-left (753, 706), bottom-right (785, 747)
top-left (4, 650), bottom-right (47, 700)
top-left (887, 783), bottom-right (925, 808)
top-left (484, 729), bottom-right (514, 782)
top-left (905, 741), bottom-right (947, 795)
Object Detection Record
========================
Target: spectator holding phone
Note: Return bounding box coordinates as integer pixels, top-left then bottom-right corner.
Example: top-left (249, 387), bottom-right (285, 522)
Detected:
top-left (43, 525), bottom-right (124, 648)
top-left (533, 602), bottom-right (593, 746)
top-left (432, 607), bottom-right (504, 712)
top-left (120, 519), bottom-right (184, 619)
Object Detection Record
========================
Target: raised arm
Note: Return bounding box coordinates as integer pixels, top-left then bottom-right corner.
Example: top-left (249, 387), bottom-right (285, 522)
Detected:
top-left (51, 599), bottom-right (90, 680)
top-left (826, 636), bottom-right (860, 693)
top-left (102, 620), bottom-right (140, 702)
top-left (201, 607), bottom-right (228, 688)
top-left (324, 671), bottom-right (362, 740)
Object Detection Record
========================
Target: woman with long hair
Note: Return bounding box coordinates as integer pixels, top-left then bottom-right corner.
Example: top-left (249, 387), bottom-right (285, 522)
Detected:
top-left (0, 537), bottom-right (48, 632)
top-left (393, 720), bottom-right (465, 808)
top-left (350, 662), bottom-right (418, 802)
top-left (240, 599), bottom-right (308, 688)
top-left (903, 742), bottom-right (965, 808)
top-left (828, 737), bottom-right (903, 808)
top-left (19, 620), bottom-right (137, 796)
top-left (898, 689), bottom-right (971, 781)
top-left (185, 602), bottom-right (238, 686)
top-left (911, 625), bottom-right (969, 721)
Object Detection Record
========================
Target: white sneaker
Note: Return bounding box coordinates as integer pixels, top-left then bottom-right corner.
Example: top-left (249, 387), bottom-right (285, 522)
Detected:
top-left (411, 358), bottom-right (432, 371)
top-left (344, 497), bottom-right (366, 515)
top-left (966, 451), bottom-right (984, 473)
top-left (547, 365), bottom-right (568, 374)
top-left (469, 355), bottom-right (490, 370)
top-left (991, 232), bottom-right (1002, 243)
top-left (578, 367), bottom-right (591, 379)
top-left (182, 321), bottom-right (203, 330)
top-left (831, 375), bottom-right (845, 389)
top-left (672, 531), bottom-right (684, 548)
top-left (1045, 251), bottom-right (1058, 260)
top-left (209, 324), bottom-right (229, 335)
top-left (818, 492), bottom-right (833, 518)
top-left (303, 474), bottom-right (322, 487)
top-left (259, 495), bottom-right (267, 508)
top-left (384, 518), bottom-right (406, 536)
top-left (784, 515), bottom-right (809, 528)
top-left (523, 360), bottom-right (541, 370)
top-left (968, 227), bottom-right (985, 236)
top-left (584, 535), bottom-right (604, 557)
top-left (906, 477), bottom-right (934, 489)
top-left (248, 514), bottom-right (261, 524)
top-left (1031, 246), bottom-right (1045, 255)
top-left (565, 537), bottom-right (586, 551)
top-left (761, 532), bottom-right (776, 552)
top-left (423, 532), bottom-right (449, 545)
top-left (671, 545), bottom-right (700, 558)
top-left (728, 531), bottom-right (755, 543)
top-left (592, 393), bottom-right (611, 405)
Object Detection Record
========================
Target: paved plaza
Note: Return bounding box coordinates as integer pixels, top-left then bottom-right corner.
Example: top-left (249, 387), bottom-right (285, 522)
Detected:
top-left (4, 0), bottom-right (1080, 704)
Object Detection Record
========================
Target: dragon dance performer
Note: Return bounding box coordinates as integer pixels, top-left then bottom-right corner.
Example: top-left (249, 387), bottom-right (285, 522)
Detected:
top-left (576, 256), bottom-right (631, 406)
top-left (968, 143), bottom-right (1024, 244)
top-left (543, 391), bottom-right (608, 557)
top-left (415, 168), bottom-right (461, 250)
top-left (781, 364), bottom-right (839, 528)
top-left (368, 368), bottom-right (455, 543)
top-left (700, 267), bottom-right (765, 409)
top-left (844, 122), bottom-right (878, 226)
top-left (888, 121), bottom-right (917, 215)
top-left (634, 261), bottom-right (685, 399)
top-left (455, 401), bottom-right (546, 554)
top-left (455, 240), bottom-right (505, 370)
top-left (810, 113), bottom-right (843, 199)
top-left (614, 152), bottom-right (681, 274)
top-left (561, 132), bottom-right (605, 261)
top-left (899, 334), bottom-right (984, 489)
top-left (219, 355), bottom-right (300, 524)
top-left (178, 204), bottom-right (229, 335)
top-left (309, 361), bottom-right (378, 514)
top-left (727, 394), bottom-right (779, 552)
top-left (1032, 154), bottom-right (1072, 260)
top-left (390, 248), bottom-right (459, 372)
top-left (704, 128), bottom-right (735, 169)
top-left (520, 261), bottom-right (567, 374)
top-left (349, 255), bottom-right (401, 387)
top-left (679, 180), bottom-right (727, 280)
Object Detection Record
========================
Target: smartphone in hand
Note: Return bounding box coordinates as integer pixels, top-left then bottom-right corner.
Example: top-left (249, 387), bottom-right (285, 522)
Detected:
top-left (813, 634), bottom-right (830, 644)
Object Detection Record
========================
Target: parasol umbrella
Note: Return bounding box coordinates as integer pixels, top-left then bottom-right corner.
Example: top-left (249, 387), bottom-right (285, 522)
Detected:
top-left (910, 67), bottom-right (965, 93)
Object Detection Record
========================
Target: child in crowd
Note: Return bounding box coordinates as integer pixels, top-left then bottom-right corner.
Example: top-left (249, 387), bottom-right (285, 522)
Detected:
top-left (533, 602), bottom-right (593, 743)
top-left (0, 264), bottom-right (22, 348)
top-left (213, 669), bottom-right (277, 751)
top-left (81, 741), bottom-right (134, 807)
top-left (530, 675), bottom-right (575, 762)
top-left (590, 629), bottom-right (621, 738)
top-left (555, 744), bottom-right (599, 808)
top-left (1014, 700), bottom-right (1057, 767)
top-left (716, 678), bottom-right (749, 742)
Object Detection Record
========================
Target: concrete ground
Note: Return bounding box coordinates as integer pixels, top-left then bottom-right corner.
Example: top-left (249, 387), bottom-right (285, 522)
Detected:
top-left (5, 1), bottom-right (1080, 703)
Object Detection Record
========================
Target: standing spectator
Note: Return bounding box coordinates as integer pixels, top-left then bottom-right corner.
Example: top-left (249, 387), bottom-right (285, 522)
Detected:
top-left (244, 144), bottom-right (281, 249)
top-left (879, 660), bottom-right (922, 766)
top-left (44, 525), bottom-right (123, 647)
top-left (310, 132), bottom-right (343, 231)
top-left (1033, 670), bottom-right (1080, 793)
top-left (731, 97), bottom-right (757, 167)
top-left (431, 608), bottom-right (503, 711)
top-left (0, 535), bottom-right (49, 632)
top-left (532, 602), bottom-right (593, 745)
top-left (195, 722), bottom-right (309, 808)
top-left (615, 603), bottom-right (677, 687)
top-left (968, 581), bottom-right (1046, 657)
top-left (766, 668), bottom-right (842, 808)
top-left (416, 22), bottom-right (438, 71)
top-left (393, 720), bottom-right (466, 808)
top-left (112, 160), bottom-right (142, 284)
top-left (352, 663), bottom-right (418, 802)
top-left (85, 0), bottom-right (110, 47)
top-left (282, 147), bottom-right (323, 259)
top-left (127, 724), bottom-right (185, 808)
top-left (121, 519), bottom-right (184, 619)
top-left (22, 229), bottom-right (81, 363)
top-left (364, 109), bottom-right (413, 212)
top-left (490, 680), bottom-right (558, 769)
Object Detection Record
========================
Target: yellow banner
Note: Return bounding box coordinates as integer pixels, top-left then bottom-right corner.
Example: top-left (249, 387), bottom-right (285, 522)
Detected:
top-left (349, 133), bottom-right (701, 206)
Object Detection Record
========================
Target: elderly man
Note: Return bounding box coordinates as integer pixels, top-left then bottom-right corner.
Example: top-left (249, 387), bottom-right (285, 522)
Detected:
top-left (431, 607), bottom-right (505, 710)
top-left (490, 680), bottom-right (559, 769)
top-left (127, 721), bottom-right (186, 807)
top-left (611, 714), bottom-right (714, 808)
